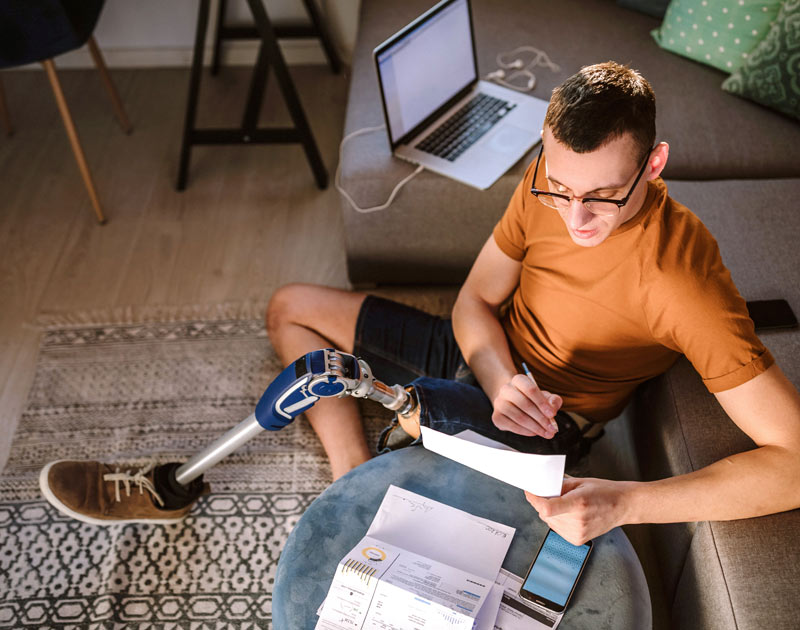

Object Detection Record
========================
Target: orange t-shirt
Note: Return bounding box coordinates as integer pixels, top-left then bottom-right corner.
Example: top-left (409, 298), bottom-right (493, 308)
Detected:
top-left (492, 160), bottom-right (773, 422)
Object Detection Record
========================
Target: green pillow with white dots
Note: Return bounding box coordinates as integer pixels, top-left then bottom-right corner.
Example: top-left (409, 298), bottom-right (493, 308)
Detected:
top-left (652, 0), bottom-right (782, 73)
top-left (722, 0), bottom-right (800, 119)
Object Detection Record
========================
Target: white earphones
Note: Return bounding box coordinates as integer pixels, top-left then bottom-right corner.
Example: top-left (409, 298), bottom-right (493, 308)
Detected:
top-left (486, 68), bottom-right (536, 90)
top-left (486, 46), bottom-right (560, 92)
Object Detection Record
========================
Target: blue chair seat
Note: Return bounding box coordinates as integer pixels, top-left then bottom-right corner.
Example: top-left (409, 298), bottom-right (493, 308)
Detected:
top-left (0, 0), bottom-right (103, 68)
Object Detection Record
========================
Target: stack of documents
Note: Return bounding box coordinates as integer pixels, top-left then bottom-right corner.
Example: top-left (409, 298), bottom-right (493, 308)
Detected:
top-left (316, 485), bottom-right (515, 629)
top-left (316, 429), bottom-right (569, 629)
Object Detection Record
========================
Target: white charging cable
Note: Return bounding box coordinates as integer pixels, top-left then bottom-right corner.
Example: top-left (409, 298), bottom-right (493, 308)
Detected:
top-left (486, 46), bottom-right (560, 92)
top-left (335, 125), bottom-right (425, 214)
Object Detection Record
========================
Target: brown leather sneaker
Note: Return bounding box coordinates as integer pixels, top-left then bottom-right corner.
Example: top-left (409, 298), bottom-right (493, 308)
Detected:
top-left (39, 460), bottom-right (209, 525)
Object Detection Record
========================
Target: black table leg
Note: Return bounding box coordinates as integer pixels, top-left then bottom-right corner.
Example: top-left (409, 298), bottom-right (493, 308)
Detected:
top-left (177, 0), bottom-right (210, 191)
top-left (241, 37), bottom-right (270, 133)
top-left (300, 0), bottom-right (341, 74)
top-left (246, 0), bottom-right (327, 189)
top-left (211, 0), bottom-right (227, 76)
top-left (177, 0), bottom-right (328, 191)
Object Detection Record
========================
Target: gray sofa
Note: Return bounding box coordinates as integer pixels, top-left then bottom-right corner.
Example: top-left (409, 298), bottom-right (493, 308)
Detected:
top-left (339, 1), bottom-right (800, 628)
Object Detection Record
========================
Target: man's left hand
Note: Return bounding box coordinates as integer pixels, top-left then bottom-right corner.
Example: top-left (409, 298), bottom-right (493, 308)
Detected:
top-left (525, 477), bottom-right (637, 545)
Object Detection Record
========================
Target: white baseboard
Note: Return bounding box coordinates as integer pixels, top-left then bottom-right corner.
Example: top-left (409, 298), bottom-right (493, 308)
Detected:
top-left (11, 39), bottom-right (328, 70)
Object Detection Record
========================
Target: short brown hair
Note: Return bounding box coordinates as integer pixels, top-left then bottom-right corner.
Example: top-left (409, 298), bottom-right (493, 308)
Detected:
top-left (543, 61), bottom-right (656, 162)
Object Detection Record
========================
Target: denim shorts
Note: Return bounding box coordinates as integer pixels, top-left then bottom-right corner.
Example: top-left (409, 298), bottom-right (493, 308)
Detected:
top-left (353, 296), bottom-right (593, 466)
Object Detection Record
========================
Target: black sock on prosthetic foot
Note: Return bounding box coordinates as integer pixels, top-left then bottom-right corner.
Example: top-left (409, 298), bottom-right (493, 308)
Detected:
top-left (153, 463), bottom-right (207, 510)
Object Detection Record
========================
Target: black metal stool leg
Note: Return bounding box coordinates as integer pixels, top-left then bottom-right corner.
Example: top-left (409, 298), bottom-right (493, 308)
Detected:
top-left (211, 0), bottom-right (227, 76)
top-left (301, 0), bottom-right (341, 74)
top-left (241, 38), bottom-right (270, 133)
top-left (177, 0), bottom-right (328, 191)
top-left (177, 0), bottom-right (211, 191)
top-left (247, 0), bottom-right (328, 189)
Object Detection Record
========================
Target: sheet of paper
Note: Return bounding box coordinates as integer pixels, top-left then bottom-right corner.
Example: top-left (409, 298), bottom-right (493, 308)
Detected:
top-left (420, 426), bottom-right (565, 497)
top-left (365, 484), bottom-right (515, 580)
top-left (493, 569), bottom-right (564, 629)
top-left (474, 581), bottom-right (504, 630)
top-left (316, 535), bottom-right (492, 629)
top-left (453, 429), bottom-right (517, 452)
top-left (317, 583), bottom-right (508, 630)
top-left (315, 566), bottom-right (565, 630)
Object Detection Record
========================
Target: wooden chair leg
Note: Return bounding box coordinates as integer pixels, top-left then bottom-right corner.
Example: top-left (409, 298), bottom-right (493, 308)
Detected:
top-left (42, 59), bottom-right (107, 224)
top-left (87, 36), bottom-right (132, 134)
top-left (0, 74), bottom-right (13, 136)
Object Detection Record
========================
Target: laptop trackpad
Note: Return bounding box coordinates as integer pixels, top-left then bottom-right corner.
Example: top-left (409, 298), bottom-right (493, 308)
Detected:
top-left (488, 125), bottom-right (534, 154)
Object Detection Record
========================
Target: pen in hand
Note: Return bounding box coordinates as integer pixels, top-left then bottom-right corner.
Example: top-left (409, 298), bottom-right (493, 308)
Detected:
top-left (521, 362), bottom-right (559, 434)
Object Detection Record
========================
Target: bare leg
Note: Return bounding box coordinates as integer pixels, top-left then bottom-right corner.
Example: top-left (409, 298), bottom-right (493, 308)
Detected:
top-left (266, 284), bottom-right (371, 480)
top-left (398, 406), bottom-right (421, 439)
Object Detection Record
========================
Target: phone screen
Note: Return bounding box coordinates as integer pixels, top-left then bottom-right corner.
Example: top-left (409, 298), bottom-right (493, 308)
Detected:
top-left (520, 530), bottom-right (592, 612)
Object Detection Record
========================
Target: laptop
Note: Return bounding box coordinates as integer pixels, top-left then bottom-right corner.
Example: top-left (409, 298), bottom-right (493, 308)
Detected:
top-left (373, 0), bottom-right (549, 190)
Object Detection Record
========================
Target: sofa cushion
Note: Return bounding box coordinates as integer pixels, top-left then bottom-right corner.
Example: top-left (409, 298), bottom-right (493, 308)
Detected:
top-left (666, 178), bottom-right (800, 310)
top-left (633, 178), bottom-right (800, 629)
top-left (343, 0), bottom-right (800, 181)
top-left (722, 0), bottom-right (800, 121)
top-left (651, 0), bottom-right (781, 73)
top-left (636, 354), bottom-right (800, 630)
top-left (342, 0), bottom-right (800, 285)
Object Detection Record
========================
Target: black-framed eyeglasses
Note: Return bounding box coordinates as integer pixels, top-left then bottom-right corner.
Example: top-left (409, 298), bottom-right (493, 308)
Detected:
top-left (530, 145), bottom-right (653, 217)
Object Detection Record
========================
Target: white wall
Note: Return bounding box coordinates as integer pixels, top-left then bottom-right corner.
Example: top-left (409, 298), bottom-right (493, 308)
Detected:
top-left (53, 0), bottom-right (360, 68)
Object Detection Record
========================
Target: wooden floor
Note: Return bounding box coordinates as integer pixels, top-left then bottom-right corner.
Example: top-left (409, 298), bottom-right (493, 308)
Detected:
top-left (0, 65), bottom-right (351, 468)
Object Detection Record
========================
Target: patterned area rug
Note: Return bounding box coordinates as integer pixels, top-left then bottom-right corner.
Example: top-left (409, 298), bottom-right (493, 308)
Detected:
top-left (0, 319), bottom-right (393, 629)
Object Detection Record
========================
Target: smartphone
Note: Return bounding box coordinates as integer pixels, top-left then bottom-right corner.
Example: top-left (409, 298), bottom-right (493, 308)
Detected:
top-left (519, 529), bottom-right (593, 614)
top-left (746, 299), bottom-right (798, 331)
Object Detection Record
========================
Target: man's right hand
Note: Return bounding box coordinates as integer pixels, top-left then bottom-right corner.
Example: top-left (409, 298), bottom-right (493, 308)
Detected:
top-left (491, 374), bottom-right (563, 438)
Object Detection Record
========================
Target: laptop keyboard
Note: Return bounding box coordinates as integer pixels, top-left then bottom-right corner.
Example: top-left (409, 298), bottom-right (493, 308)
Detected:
top-left (415, 93), bottom-right (516, 162)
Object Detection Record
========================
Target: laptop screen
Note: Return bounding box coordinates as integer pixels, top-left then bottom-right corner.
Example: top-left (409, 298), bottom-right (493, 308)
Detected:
top-left (375, 0), bottom-right (477, 146)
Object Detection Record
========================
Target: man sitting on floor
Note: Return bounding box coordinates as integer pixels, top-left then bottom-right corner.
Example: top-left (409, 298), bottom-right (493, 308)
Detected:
top-left (39, 63), bottom-right (800, 544)
top-left (265, 61), bottom-right (800, 545)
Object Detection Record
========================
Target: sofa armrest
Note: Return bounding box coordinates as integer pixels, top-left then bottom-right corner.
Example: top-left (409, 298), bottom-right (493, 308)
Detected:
top-left (634, 355), bottom-right (800, 630)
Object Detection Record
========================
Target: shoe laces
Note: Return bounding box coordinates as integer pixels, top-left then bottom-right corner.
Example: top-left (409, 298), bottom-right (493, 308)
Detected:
top-left (103, 463), bottom-right (165, 507)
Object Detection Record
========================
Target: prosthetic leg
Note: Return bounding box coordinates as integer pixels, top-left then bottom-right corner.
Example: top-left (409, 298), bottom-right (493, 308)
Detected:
top-left (156, 348), bottom-right (417, 509)
top-left (41, 349), bottom-right (418, 519)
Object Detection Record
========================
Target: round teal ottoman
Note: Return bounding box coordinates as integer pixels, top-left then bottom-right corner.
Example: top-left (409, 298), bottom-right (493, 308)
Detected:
top-left (274, 447), bottom-right (651, 628)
